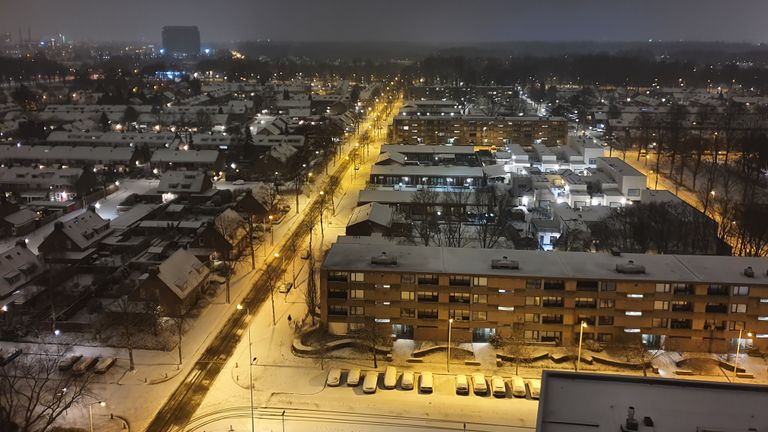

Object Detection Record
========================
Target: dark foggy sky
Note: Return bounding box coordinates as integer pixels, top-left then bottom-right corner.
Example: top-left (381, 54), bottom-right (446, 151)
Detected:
top-left (0, 0), bottom-right (765, 44)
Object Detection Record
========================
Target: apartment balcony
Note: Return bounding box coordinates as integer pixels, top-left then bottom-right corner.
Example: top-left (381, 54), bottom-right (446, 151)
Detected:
top-left (417, 277), bottom-right (439, 285)
top-left (673, 287), bottom-right (694, 295)
top-left (417, 297), bottom-right (438, 303)
top-left (574, 302), bottom-right (597, 309)
top-left (670, 319), bottom-right (693, 329)
top-left (671, 304), bottom-right (693, 312)
top-left (704, 304), bottom-right (728, 314)
top-left (707, 287), bottom-right (730, 296)
top-left (328, 291), bottom-right (348, 300)
top-left (542, 301), bottom-right (564, 308)
top-left (542, 316), bottom-right (564, 324)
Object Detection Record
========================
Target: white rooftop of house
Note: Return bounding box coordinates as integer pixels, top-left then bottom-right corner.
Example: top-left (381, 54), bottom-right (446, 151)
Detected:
top-left (151, 149), bottom-right (220, 164)
top-left (253, 135), bottom-right (306, 147)
top-left (537, 371), bottom-right (768, 432)
top-left (47, 131), bottom-right (176, 146)
top-left (3, 208), bottom-right (39, 227)
top-left (110, 204), bottom-right (161, 230)
top-left (370, 165), bottom-right (485, 177)
top-left (553, 203), bottom-right (611, 223)
top-left (380, 144), bottom-right (476, 155)
top-left (156, 248), bottom-right (209, 300)
top-left (0, 167), bottom-right (83, 187)
top-left (347, 202), bottom-right (393, 228)
top-left (156, 171), bottom-right (209, 194)
top-left (322, 239), bottom-right (768, 286)
top-left (375, 151), bottom-right (406, 165)
top-left (598, 157), bottom-right (645, 177)
top-left (43, 104), bottom-right (153, 114)
top-left (502, 144), bottom-right (529, 156)
top-left (56, 210), bottom-right (112, 250)
top-left (532, 144), bottom-right (556, 158)
top-left (0, 244), bottom-right (44, 298)
top-left (0, 145), bottom-right (135, 163)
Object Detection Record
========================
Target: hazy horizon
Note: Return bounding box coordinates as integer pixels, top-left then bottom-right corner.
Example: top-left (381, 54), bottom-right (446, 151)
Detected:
top-left (0, 0), bottom-right (766, 45)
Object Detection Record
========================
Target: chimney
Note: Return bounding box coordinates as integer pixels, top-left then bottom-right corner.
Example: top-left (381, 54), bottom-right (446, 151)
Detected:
top-left (15, 239), bottom-right (27, 248)
top-left (625, 406), bottom-right (638, 431)
top-left (744, 266), bottom-right (755, 278)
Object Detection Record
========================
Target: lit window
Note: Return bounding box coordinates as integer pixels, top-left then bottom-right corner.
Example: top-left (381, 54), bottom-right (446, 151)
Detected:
top-left (350, 272), bottom-right (364, 282)
top-left (732, 286), bottom-right (749, 296)
top-left (625, 311), bottom-right (642, 316)
top-left (498, 306), bottom-right (514, 311)
top-left (624, 328), bottom-right (641, 333)
top-left (627, 294), bottom-right (644, 299)
top-left (731, 304), bottom-right (747, 313)
top-left (350, 289), bottom-right (365, 299)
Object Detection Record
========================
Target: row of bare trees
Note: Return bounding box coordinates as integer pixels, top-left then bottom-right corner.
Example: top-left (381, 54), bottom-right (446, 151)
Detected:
top-left (406, 187), bottom-right (509, 248)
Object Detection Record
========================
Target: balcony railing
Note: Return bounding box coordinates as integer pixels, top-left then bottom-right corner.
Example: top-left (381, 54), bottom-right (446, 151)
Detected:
top-left (542, 317), bottom-right (564, 324)
top-left (575, 302), bottom-right (597, 309)
top-left (670, 319), bottom-right (693, 329)
top-left (707, 287), bottom-right (729, 296)
top-left (418, 277), bottom-right (439, 285)
top-left (673, 287), bottom-right (694, 295)
top-left (542, 301), bottom-right (564, 308)
top-left (671, 304), bottom-right (693, 312)
top-left (418, 296), bottom-right (438, 303)
top-left (705, 304), bottom-right (728, 313)
top-left (328, 291), bottom-right (348, 299)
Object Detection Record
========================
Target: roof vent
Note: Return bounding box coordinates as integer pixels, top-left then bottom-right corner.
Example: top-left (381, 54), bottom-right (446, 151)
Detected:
top-left (744, 266), bottom-right (755, 278)
top-left (371, 252), bottom-right (397, 266)
top-left (616, 260), bottom-right (646, 274)
top-left (610, 247), bottom-right (622, 257)
top-left (492, 256), bottom-right (519, 270)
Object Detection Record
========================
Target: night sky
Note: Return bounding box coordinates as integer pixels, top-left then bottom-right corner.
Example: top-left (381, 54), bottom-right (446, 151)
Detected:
top-left (0, 0), bottom-right (765, 44)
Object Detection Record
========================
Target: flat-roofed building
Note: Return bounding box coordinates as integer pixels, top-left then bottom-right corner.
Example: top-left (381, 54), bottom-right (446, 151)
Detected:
top-left (391, 114), bottom-right (567, 146)
top-left (321, 239), bottom-right (768, 351)
top-left (538, 371), bottom-right (768, 432)
top-left (369, 165), bottom-right (486, 189)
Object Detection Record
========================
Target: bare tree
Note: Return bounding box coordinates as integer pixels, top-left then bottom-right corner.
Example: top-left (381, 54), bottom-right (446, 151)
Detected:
top-left (409, 188), bottom-right (440, 246)
top-left (352, 317), bottom-right (392, 368)
top-left (214, 210), bottom-right (249, 304)
top-left (0, 353), bottom-right (93, 432)
top-left (473, 187), bottom-right (508, 249)
top-left (305, 239), bottom-right (320, 325)
top-left (491, 323), bottom-right (532, 375)
top-left (608, 333), bottom-right (661, 377)
top-left (439, 191), bottom-right (470, 248)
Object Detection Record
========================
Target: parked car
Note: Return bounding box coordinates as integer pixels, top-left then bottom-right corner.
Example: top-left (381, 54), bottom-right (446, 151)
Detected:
top-left (347, 368), bottom-right (361, 386)
top-left (72, 357), bottom-right (98, 375)
top-left (401, 371), bottom-right (414, 390)
top-left (419, 371), bottom-right (434, 393)
top-left (472, 373), bottom-right (488, 395)
top-left (511, 376), bottom-right (527, 398)
top-left (58, 354), bottom-right (83, 371)
top-left (363, 371), bottom-right (378, 393)
top-left (383, 366), bottom-right (397, 389)
top-left (232, 180), bottom-right (246, 185)
top-left (277, 282), bottom-right (293, 294)
top-left (94, 357), bottom-right (116, 374)
top-left (491, 376), bottom-right (506, 398)
top-left (527, 379), bottom-right (541, 399)
top-left (0, 348), bottom-right (22, 366)
top-left (455, 374), bottom-right (469, 395)
top-left (326, 368), bottom-right (342, 387)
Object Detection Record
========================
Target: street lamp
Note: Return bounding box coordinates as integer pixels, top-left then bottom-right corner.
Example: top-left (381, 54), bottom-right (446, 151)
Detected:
top-left (237, 304), bottom-right (256, 432)
top-left (269, 253), bottom-right (280, 326)
top-left (88, 401), bottom-right (106, 432)
top-left (734, 328), bottom-right (753, 375)
top-left (268, 215), bottom-right (274, 245)
top-left (447, 318), bottom-right (454, 373)
top-left (576, 321), bottom-right (587, 372)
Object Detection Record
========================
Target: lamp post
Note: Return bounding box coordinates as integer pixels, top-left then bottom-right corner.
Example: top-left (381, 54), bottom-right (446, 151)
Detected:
top-left (88, 401), bottom-right (105, 432)
top-left (734, 328), bottom-right (753, 375)
top-left (269, 253), bottom-right (279, 326)
top-left (237, 304), bottom-right (256, 432)
top-left (576, 321), bottom-right (587, 372)
top-left (447, 318), bottom-right (454, 373)
top-left (268, 215), bottom-right (274, 245)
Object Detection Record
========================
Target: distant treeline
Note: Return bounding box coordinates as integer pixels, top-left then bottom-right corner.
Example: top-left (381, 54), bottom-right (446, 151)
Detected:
top-left (405, 54), bottom-right (768, 89)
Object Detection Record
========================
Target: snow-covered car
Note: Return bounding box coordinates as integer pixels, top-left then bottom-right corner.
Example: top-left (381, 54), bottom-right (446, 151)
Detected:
top-left (94, 357), bottom-right (116, 374)
top-left (58, 354), bottom-right (82, 371)
top-left (384, 366), bottom-right (397, 389)
top-left (527, 379), bottom-right (541, 399)
top-left (511, 376), bottom-right (526, 398)
top-left (491, 376), bottom-right (506, 398)
top-left (363, 371), bottom-right (378, 393)
top-left (72, 357), bottom-right (98, 375)
top-left (326, 368), bottom-right (342, 387)
top-left (472, 373), bottom-right (488, 395)
top-left (401, 371), bottom-right (414, 390)
top-left (419, 371), bottom-right (433, 393)
top-left (277, 282), bottom-right (293, 294)
top-left (455, 374), bottom-right (469, 395)
top-left (347, 368), bottom-right (361, 386)
top-left (232, 180), bottom-right (245, 185)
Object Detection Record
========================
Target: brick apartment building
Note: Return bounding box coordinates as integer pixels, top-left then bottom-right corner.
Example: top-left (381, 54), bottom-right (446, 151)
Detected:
top-left (320, 240), bottom-right (768, 353)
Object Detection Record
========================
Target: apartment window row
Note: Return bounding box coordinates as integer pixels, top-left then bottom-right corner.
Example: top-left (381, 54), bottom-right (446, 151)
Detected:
top-left (327, 271), bottom-right (365, 282)
top-left (528, 279), bottom-right (615, 291)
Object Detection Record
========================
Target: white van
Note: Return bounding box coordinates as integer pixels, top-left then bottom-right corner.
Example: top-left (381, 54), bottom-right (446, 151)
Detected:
top-left (347, 368), bottom-right (361, 386)
top-left (384, 366), bottom-right (397, 389)
top-left (363, 371), bottom-right (378, 393)
top-left (326, 368), bottom-right (342, 387)
top-left (472, 373), bottom-right (488, 395)
top-left (511, 376), bottom-right (526, 398)
top-left (491, 375), bottom-right (506, 398)
top-left (419, 371), bottom-right (434, 393)
top-left (401, 371), bottom-right (414, 390)
top-left (527, 379), bottom-right (541, 399)
top-left (455, 374), bottom-right (469, 395)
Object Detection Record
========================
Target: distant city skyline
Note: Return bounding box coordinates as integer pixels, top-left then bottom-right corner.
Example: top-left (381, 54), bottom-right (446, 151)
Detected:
top-left (0, 0), bottom-right (767, 44)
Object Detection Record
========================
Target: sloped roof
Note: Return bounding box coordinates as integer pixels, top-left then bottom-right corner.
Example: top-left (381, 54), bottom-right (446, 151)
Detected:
top-left (347, 202), bottom-right (393, 229)
top-left (375, 151), bottom-right (406, 166)
top-left (156, 171), bottom-right (209, 193)
top-left (156, 248), bottom-right (209, 300)
top-left (151, 149), bottom-right (220, 164)
top-left (3, 208), bottom-right (39, 227)
top-left (0, 244), bottom-right (45, 298)
top-left (57, 211), bottom-right (112, 249)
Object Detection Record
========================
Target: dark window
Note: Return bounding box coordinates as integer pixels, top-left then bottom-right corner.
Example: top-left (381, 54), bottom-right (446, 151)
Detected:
top-left (543, 280), bottom-right (565, 291)
top-left (576, 280), bottom-right (599, 291)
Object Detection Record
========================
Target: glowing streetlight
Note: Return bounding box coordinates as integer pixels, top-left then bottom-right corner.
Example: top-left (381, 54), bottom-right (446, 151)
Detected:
top-left (88, 401), bottom-right (106, 432)
top-left (576, 321), bottom-right (588, 371)
top-left (734, 328), bottom-right (753, 376)
top-left (447, 318), bottom-right (454, 372)
top-left (237, 304), bottom-right (256, 432)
